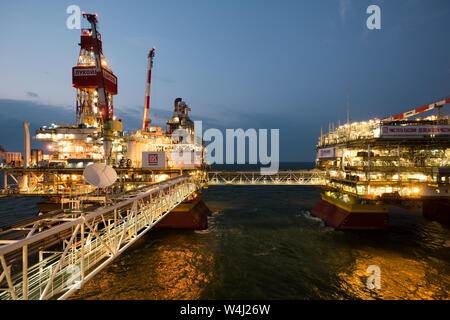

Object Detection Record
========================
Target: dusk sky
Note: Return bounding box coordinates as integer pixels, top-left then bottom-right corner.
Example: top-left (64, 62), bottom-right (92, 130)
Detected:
top-left (1, 0), bottom-right (450, 161)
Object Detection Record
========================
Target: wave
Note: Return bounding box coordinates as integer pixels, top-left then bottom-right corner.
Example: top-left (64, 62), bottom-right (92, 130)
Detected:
top-left (252, 247), bottom-right (277, 256)
top-left (194, 219), bottom-right (217, 234)
top-left (296, 209), bottom-right (322, 222)
top-left (296, 209), bottom-right (337, 233)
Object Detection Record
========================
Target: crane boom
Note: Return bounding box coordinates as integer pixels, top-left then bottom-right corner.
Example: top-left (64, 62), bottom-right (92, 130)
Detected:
top-left (383, 98), bottom-right (450, 121)
top-left (83, 12), bottom-right (110, 122)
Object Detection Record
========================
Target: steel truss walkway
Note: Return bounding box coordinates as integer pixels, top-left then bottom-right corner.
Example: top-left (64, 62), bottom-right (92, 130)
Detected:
top-left (0, 175), bottom-right (200, 300)
top-left (207, 170), bottom-right (325, 185)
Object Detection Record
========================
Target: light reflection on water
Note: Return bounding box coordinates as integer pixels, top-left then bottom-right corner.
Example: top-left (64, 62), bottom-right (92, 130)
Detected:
top-left (338, 248), bottom-right (449, 300)
top-left (0, 183), bottom-right (447, 300)
top-left (71, 230), bottom-right (217, 300)
top-left (71, 186), bottom-right (449, 300)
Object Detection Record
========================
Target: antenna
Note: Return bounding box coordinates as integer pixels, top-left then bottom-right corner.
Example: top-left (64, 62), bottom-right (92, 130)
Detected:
top-left (346, 86), bottom-right (350, 124)
top-left (320, 125), bottom-right (323, 145)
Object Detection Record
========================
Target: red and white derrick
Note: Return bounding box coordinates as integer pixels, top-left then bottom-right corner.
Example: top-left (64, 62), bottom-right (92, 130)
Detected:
top-left (142, 47), bottom-right (156, 132)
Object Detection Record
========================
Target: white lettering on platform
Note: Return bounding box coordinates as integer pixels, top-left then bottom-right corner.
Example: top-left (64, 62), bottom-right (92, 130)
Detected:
top-left (318, 147), bottom-right (335, 159)
top-left (381, 125), bottom-right (450, 136)
top-left (73, 68), bottom-right (97, 77)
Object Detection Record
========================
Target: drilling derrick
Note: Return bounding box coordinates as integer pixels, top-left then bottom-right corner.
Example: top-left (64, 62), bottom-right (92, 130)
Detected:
top-left (72, 13), bottom-right (117, 128)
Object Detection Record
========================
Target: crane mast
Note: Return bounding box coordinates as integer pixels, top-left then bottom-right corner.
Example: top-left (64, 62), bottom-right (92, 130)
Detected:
top-left (76, 12), bottom-right (119, 161)
top-left (73, 12), bottom-right (117, 128)
top-left (83, 13), bottom-right (110, 122)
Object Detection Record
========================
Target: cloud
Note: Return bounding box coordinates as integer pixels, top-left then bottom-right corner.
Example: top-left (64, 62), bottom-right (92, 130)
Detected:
top-left (153, 75), bottom-right (175, 84)
top-left (0, 99), bottom-right (74, 152)
top-left (26, 91), bottom-right (39, 98)
top-left (339, 0), bottom-right (351, 23)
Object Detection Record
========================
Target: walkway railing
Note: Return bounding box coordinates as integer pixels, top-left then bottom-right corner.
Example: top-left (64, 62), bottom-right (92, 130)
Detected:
top-left (0, 175), bottom-right (200, 300)
top-left (207, 170), bottom-right (325, 185)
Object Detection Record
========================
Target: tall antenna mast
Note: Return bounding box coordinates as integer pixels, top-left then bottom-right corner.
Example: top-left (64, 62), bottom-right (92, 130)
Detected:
top-left (142, 47), bottom-right (156, 132)
top-left (346, 86), bottom-right (350, 124)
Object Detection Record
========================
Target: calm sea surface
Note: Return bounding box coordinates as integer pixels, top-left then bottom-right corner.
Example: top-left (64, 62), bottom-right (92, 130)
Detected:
top-left (1, 163), bottom-right (449, 299)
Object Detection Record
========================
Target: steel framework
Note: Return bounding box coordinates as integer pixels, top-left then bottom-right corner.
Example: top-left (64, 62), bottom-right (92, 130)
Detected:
top-left (207, 170), bottom-right (325, 185)
top-left (0, 168), bottom-right (200, 196)
top-left (0, 175), bottom-right (200, 300)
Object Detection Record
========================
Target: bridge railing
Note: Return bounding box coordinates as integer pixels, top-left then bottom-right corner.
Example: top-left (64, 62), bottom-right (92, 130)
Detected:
top-left (0, 175), bottom-right (200, 300)
top-left (207, 170), bottom-right (325, 185)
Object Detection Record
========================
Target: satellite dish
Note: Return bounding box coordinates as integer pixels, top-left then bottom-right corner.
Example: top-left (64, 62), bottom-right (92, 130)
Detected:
top-left (83, 163), bottom-right (117, 187)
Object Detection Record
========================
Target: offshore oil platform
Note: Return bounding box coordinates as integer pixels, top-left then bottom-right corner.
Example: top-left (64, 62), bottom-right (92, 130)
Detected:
top-left (0, 12), bottom-right (449, 300)
top-left (314, 99), bottom-right (450, 229)
top-left (1, 13), bottom-right (208, 227)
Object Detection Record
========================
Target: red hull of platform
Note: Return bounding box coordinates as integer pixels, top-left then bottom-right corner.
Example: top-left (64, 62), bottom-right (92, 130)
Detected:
top-left (154, 199), bottom-right (210, 230)
top-left (312, 199), bottom-right (389, 230)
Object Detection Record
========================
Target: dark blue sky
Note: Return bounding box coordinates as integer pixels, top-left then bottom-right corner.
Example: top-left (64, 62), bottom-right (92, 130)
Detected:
top-left (1, 0), bottom-right (450, 160)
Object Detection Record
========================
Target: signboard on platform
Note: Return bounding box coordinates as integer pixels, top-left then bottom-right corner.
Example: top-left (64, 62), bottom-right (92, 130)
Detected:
top-left (142, 152), bottom-right (166, 169)
top-left (381, 125), bottom-right (450, 136)
top-left (72, 66), bottom-right (118, 94)
top-left (318, 147), bottom-right (335, 159)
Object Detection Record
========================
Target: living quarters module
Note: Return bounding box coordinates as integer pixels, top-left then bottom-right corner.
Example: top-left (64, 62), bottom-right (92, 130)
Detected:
top-left (314, 99), bottom-right (450, 229)
top-left (316, 103), bottom-right (449, 199)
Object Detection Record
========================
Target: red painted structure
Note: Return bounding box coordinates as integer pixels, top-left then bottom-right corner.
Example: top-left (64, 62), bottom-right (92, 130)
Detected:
top-left (383, 98), bottom-right (450, 121)
top-left (312, 199), bottom-right (389, 230)
top-left (72, 14), bottom-right (117, 126)
top-left (142, 48), bottom-right (156, 132)
top-left (155, 197), bottom-right (210, 230)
